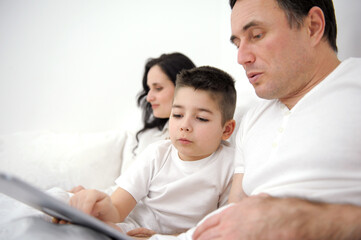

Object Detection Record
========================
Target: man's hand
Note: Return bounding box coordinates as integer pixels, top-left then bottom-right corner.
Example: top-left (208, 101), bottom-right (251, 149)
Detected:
top-left (193, 194), bottom-right (361, 240)
top-left (193, 194), bottom-right (272, 240)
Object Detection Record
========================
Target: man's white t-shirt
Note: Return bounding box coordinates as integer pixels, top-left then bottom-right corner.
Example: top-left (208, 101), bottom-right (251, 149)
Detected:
top-left (235, 58), bottom-right (361, 205)
top-left (115, 139), bottom-right (234, 234)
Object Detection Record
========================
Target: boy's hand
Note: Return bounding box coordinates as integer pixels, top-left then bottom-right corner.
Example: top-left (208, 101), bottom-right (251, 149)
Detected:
top-left (127, 227), bottom-right (157, 238)
top-left (69, 189), bottom-right (120, 222)
top-left (51, 217), bottom-right (70, 224)
top-left (69, 185), bottom-right (85, 193)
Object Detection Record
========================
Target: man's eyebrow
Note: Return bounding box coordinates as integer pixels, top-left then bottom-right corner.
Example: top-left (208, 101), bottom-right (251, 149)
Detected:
top-left (243, 20), bottom-right (261, 31)
top-left (230, 20), bottom-right (261, 43)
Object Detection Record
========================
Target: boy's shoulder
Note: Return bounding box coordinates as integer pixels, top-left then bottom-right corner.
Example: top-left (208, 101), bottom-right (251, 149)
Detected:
top-left (146, 138), bottom-right (172, 151)
top-left (219, 140), bottom-right (234, 152)
top-left (139, 139), bottom-right (173, 160)
top-left (213, 141), bottom-right (235, 161)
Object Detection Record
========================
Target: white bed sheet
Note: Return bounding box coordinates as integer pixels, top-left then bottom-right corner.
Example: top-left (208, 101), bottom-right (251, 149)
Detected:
top-left (0, 188), bottom-right (111, 240)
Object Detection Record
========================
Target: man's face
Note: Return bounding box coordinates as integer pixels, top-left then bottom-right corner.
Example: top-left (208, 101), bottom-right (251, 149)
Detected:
top-left (231, 0), bottom-right (314, 102)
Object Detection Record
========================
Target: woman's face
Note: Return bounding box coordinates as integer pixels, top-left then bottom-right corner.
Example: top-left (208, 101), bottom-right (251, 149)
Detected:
top-left (146, 65), bottom-right (175, 119)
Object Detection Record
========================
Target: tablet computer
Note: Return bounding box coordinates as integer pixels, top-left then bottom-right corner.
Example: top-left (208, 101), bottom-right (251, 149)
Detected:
top-left (0, 172), bottom-right (132, 240)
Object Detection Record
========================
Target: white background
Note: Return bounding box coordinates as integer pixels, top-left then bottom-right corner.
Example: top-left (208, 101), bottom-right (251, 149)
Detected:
top-left (0, 0), bottom-right (360, 134)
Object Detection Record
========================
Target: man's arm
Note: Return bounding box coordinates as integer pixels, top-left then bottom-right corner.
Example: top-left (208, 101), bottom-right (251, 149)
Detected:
top-left (227, 173), bottom-right (247, 203)
top-left (193, 195), bottom-right (361, 240)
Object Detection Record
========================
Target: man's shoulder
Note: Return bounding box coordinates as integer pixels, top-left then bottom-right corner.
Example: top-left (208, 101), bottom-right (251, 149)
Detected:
top-left (343, 57), bottom-right (361, 65)
top-left (244, 99), bottom-right (279, 119)
top-left (336, 57), bottom-right (361, 77)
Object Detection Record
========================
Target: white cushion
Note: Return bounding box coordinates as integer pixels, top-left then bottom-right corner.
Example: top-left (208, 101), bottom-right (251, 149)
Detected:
top-left (0, 130), bottom-right (127, 190)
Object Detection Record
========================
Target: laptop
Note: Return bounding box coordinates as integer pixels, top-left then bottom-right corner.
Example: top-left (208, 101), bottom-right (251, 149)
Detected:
top-left (0, 172), bottom-right (133, 240)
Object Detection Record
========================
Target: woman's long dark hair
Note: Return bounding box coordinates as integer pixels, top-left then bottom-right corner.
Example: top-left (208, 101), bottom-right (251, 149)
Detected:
top-left (135, 52), bottom-right (196, 147)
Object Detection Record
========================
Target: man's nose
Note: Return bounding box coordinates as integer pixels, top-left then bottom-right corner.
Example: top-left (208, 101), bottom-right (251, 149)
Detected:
top-left (237, 42), bottom-right (255, 66)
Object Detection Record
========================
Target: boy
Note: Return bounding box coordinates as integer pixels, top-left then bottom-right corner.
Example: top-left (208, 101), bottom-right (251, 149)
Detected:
top-left (68, 66), bottom-right (237, 235)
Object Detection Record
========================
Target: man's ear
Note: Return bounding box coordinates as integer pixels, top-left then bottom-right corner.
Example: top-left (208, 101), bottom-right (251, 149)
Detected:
top-left (222, 119), bottom-right (236, 141)
top-left (306, 6), bottom-right (326, 47)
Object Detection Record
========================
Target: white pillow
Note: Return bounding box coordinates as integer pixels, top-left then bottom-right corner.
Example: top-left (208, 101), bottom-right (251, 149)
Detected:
top-left (0, 130), bottom-right (127, 191)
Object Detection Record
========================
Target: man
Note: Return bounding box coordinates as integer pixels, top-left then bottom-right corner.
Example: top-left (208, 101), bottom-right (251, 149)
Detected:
top-left (193, 0), bottom-right (361, 239)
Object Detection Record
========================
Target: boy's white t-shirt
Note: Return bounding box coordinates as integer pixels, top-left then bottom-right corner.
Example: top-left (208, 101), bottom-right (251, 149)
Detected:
top-left (120, 122), bottom-right (169, 174)
top-left (115, 139), bottom-right (234, 234)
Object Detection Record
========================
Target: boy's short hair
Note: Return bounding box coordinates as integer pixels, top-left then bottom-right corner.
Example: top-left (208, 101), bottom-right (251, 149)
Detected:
top-left (175, 66), bottom-right (237, 125)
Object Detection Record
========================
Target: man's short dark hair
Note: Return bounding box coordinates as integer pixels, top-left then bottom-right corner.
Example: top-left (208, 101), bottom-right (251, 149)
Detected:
top-left (229, 0), bottom-right (338, 52)
top-left (175, 66), bottom-right (237, 125)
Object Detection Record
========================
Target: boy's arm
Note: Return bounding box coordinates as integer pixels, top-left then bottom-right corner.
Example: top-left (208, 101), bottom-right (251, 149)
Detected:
top-left (111, 187), bottom-right (137, 222)
top-left (228, 173), bottom-right (247, 203)
top-left (69, 187), bottom-right (136, 223)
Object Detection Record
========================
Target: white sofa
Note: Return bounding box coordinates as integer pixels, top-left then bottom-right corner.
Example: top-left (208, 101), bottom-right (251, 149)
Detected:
top-left (0, 129), bottom-right (141, 239)
top-left (0, 105), bottom-right (249, 192)
top-left (0, 106), bottom-right (247, 239)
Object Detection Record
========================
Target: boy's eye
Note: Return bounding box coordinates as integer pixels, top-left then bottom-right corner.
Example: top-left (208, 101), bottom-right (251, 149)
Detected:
top-left (172, 114), bottom-right (182, 119)
top-left (197, 117), bottom-right (209, 122)
top-left (155, 87), bottom-right (163, 91)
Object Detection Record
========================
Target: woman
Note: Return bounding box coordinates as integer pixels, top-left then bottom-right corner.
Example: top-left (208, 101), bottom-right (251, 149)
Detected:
top-left (71, 52), bottom-right (196, 192)
top-left (122, 52), bottom-right (196, 171)
top-left (70, 53), bottom-right (195, 194)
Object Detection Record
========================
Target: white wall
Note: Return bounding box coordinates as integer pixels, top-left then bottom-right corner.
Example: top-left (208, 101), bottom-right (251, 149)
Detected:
top-left (0, 0), bottom-right (359, 134)
top-left (333, 0), bottom-right (361, 61)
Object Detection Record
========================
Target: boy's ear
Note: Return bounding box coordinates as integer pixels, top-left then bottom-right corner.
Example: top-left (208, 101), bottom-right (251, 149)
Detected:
top-left (222, 119), bottom-right (236, 141)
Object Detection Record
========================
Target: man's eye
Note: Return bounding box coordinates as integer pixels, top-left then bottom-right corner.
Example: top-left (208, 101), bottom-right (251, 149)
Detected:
top-left (233, 41), bottom-right (240, 49)
top-left (254, 33), bottom-right (263, 39)
top-left (172, 114), bottom-right (182, 118)
top-left (155, 87), bottom-right (163, 91)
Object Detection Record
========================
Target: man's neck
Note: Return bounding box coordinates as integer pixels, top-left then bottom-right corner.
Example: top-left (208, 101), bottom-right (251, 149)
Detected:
top-left (280, 48), bottom-right (341, 110)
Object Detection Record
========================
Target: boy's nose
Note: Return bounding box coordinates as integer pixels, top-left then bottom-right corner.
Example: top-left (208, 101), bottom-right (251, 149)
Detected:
top-left (180, 126), bottom-right (191, 132)
top-left (180, 118), bottom-right (192, 132)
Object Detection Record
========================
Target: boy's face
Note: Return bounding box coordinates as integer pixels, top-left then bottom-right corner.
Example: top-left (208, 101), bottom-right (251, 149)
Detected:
top-left (169, 87), bottom-right (226, 161)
